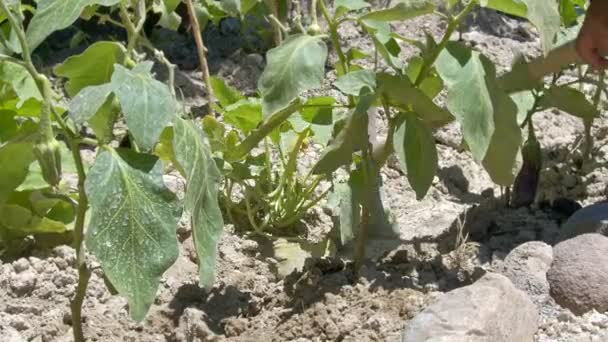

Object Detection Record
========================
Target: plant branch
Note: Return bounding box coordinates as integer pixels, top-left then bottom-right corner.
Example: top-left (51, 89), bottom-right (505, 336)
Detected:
top-left (185, 0), bottom-right (214, 115)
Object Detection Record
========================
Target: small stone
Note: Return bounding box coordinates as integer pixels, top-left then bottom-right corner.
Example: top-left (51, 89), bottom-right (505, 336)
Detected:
top-left (500, 241), bottom-right (553, 306)
top-left (12, 258), bottom-right (29, 273)
top-left (10, 270), bottom-right (37, 296)
top-left (548, 234), bottom-right (608, 315)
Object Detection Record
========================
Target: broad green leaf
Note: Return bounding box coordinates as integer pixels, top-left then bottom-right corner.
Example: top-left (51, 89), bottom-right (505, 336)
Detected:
top-left (290, 96), bottom-right (335, 145)
top-left (335, 70), bottom-right (377, 96)
top-left (26, 0), bottom-right (121, 50)
top-left (479, 0), bottom-right (527, 18)
top-left (0, 61), bottom-right (42, 106)
top-left (335, 0), bottom-right (370, 17)
top-left (370, 34), bottom-right (402, 69)
top-left (54, 41), bottom-right (126, 97)
top-left (224, 99), bottom-right (263, 133)
top-left (511, 90), bottom-right (535, 125)
top-left (0, 204), bottom-right (67, 237)
top-left (312, 88), bottom-right (375, 174)
top-left (210, 76), bottom-right (244, 107)
top-left (482, 96), bottom-right (522, 186)
top-left (405, 56), bottom-right (443, 99)
top-left (201, 116), bottom-right (227, 153)
top-left (85, 149), bottom-right (179, 321)
top-left (68, 83), bottom-right (113, 124)
top-left (522, 0), bottom-right (560, 53)
top-left (152, 0), bottom-right (182, 30)
top-left (360, 0), bottom-right (434, 23)
top-left (88, 96), bottom-right (119, 144)
top-left (394, 115), bottom-right (437, 200)
top-left (0, 111), bottom-right (18, 141)
top-left (559, 0), bottom-right (585, 26)
top-left (173, 118), bottom-right (224, 287)
top-left (539, 85), bottom-right (599, 120)
top-left (258, 34), bottom-right (328, 116)
top-left (377, 73), bottom-right (453, 127)
top-left (0, 142), bottom-right (35, 201)
top-left (111, 63), bottom-right (177, 151)
top-left (346, 48), bottom-right (370, 61)
top-left (436, 43), bottom-right (515, 162)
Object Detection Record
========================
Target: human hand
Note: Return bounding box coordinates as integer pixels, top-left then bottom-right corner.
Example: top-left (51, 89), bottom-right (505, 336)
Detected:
top-left (576, 0), bottom-right (608, 69)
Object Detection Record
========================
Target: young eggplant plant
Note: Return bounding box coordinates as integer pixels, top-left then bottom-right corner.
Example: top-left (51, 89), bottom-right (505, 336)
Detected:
top-left (1, 1), bottom-right (224, 341)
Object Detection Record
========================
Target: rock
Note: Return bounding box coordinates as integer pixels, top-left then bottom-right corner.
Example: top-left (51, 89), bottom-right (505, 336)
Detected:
top-left (548, 233), bottom-right (608, 315)
top-left (401, 273), bottom-right (538, 342)
top-left (0, 326), bottom-right (26, 342)
top-left (174, 308), bottom-right (218, 342)
top-left (500, 241), bottom-right (553, 305)
top-left (9, 270), bottom-right (37, 296)
top-left (559, 202), bottom-right (608, 241)
top-left (12, 258), bottom-right (29, 273)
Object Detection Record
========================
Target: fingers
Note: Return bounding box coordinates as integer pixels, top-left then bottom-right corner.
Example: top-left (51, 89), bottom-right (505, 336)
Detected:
top-left (576, 31), bottom-right (608, 70)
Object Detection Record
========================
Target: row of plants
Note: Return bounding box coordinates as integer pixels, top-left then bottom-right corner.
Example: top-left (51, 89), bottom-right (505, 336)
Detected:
top-left (0, 0), bottom-right (604, 340)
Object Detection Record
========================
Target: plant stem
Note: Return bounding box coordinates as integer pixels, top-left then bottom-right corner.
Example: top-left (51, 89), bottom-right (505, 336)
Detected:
top-left (414, 0), bottom-right (477, 86)
top-left (227, 101), bottom-right (301, 161)
top-left (265, 0), bottom-right (282, 46)
top-left (119, 1), bottom-right (146, 56)
top-left (318, 0), bottom-right (347, 72)
top-left (69, 141), bottom-right (91, 342)
top-left (185, 0), bottom-right (214, 115)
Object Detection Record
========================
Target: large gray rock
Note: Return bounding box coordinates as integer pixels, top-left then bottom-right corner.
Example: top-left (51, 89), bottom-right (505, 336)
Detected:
top-left (401, 273), bottom-right (538, 342)
top-left (559, 203), bottom-right (608, 242)
top-left (548, 233), bottom-right (608, 315)
top-left (500, 241), bottom-right (553, 306)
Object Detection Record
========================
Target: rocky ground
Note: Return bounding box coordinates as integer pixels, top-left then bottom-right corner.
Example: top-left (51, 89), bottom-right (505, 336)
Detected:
top-left (2, 4), bottom-right (608, 342)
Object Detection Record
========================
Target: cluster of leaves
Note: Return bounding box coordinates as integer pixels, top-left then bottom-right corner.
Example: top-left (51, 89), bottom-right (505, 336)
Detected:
top-left (0, 0), bottom-right (605, 341)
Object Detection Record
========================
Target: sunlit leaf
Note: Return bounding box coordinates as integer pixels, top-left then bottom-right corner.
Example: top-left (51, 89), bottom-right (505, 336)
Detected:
top-left (258, 34), bottom-right (328, 116)
top-left (335, 70), bottom-right (376, 95)
top-left (111, 63), bottom-right (177, 151)
top-left (360, 0), bottom-right (434, 23)
top-left (27, 0), bottom-right (121, 50)
top-left (54, 41), bottom-right (126, 97)
top-left (210, 76), bottom-right (244, 107)
top-left (85, 149), bottom-right (179, 321)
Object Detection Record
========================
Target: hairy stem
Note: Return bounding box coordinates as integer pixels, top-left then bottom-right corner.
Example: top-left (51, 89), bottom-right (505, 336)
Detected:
top-left (119, 0), bottom-right (146, 56)
top-left (185, 0), bottom-right (214, 115)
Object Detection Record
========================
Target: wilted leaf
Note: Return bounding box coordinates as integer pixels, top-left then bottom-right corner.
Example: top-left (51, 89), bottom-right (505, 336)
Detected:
top-left (54, 41), bottom-right (126, 97)
top-left (172, 118), bottom-right (224, 287)
top-left (111, 63), bottom-right (177, 151)
top-left (85, 149), bottom-right (179, 321)
top-left (27, 0), bottom-right (121, 51)
top-left (272, 237), bottom-right (335, 278)
top-left (258, 34), bottom-right (328, 116)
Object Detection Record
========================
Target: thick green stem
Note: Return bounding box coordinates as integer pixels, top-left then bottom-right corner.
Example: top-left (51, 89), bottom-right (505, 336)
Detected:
top-left (265, 0), bottom-right (282, 46)
top-left (354, 147), bottom-right (374, 275)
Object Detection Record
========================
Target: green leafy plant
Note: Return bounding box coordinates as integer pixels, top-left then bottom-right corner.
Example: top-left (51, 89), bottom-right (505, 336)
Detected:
top-left (0, 0), bottom-right (604, 340)
top-left (0, 1), bottom-right (224, 341)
